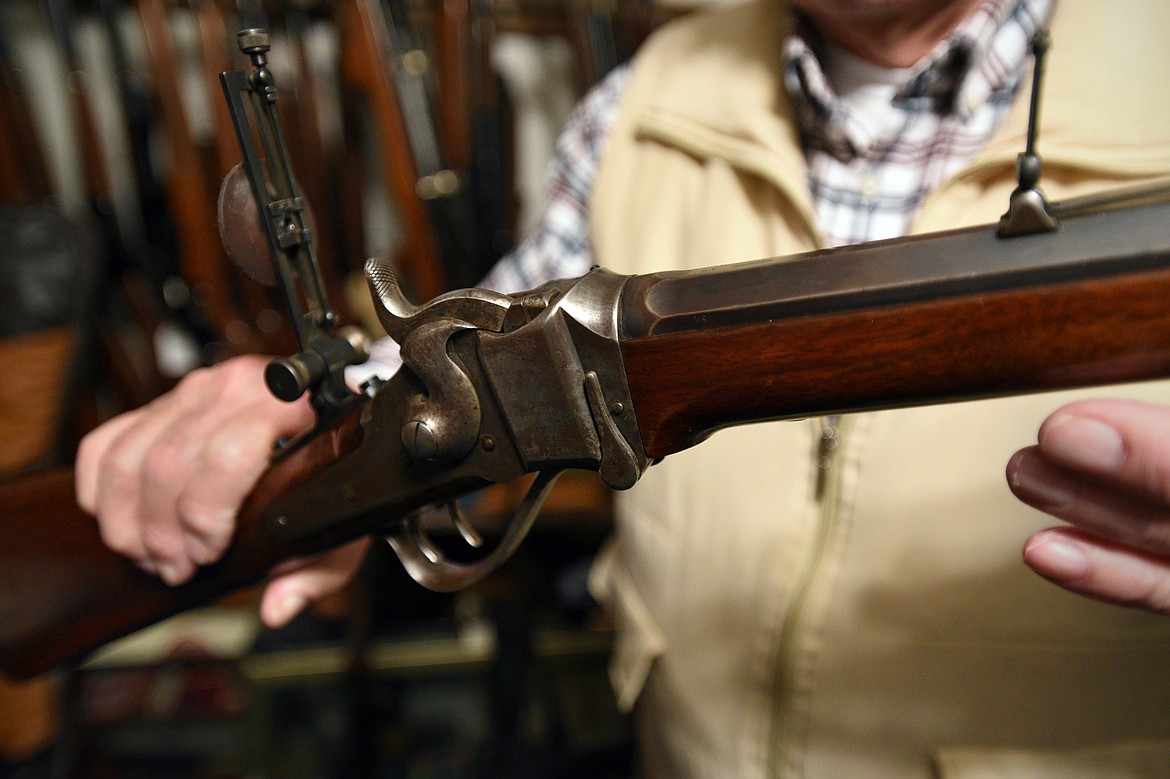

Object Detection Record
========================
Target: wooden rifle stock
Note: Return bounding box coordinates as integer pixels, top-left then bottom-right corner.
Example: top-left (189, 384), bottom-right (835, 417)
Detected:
top-left (136, 0), bottom-right (236, 344)
top-left (0, 403), bottom-right (364, 680)
top-left (435, 0), bottom-right (473, 171)
top-left (0, 18), bottom-right (52, 205)
top-left (337, 0), bottom-right (449, 300)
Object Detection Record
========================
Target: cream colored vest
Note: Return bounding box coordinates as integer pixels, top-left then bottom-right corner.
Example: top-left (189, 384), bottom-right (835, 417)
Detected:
top-left (588, 2), bottom-right (1170, 777)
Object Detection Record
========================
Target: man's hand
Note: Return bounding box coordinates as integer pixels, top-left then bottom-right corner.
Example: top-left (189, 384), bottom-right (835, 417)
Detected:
top-left (75, 354), bottom-right (369, 627)
top-left (1007, 398), bottom-right (1170, 613)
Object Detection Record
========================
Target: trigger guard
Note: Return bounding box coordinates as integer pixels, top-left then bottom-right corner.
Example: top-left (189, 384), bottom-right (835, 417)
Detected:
top-left (385, 469), bottom-right (563, 592)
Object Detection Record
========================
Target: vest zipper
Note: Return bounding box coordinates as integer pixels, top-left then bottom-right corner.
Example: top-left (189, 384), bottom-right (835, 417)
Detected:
top-left (768, 415), bottom-right (847, 778)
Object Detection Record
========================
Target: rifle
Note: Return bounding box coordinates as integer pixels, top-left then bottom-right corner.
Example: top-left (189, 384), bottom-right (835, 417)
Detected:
top-left (566, 0), bottom-right (655, 91)
top-left (0, 13), bottom-right (52, 206)
top-left (6, 31), bottom-right (1170, 681)
top-left (336, 0), bottom-right (449, 301)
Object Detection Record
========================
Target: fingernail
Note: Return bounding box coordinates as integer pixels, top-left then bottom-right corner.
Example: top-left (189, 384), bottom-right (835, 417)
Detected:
top-left (1042, 414), bottom-right (1124, 472)
top-left (1024, 534), bottom-right (1089, 582)
top-left (1008, 451), bottom-right (1076, 510)
top-left (185, 535), bottom-right (218, 566)
top-left (267, 593), bottom-right (306, 627)
top-left (156, 563), bottom-right (183, 586)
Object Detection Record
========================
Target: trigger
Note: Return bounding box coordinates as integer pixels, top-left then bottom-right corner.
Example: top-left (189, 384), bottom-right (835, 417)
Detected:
top-left (385, 470), bottom-right (562, 592)
top-left (447, 501), bottom-right (485, 549)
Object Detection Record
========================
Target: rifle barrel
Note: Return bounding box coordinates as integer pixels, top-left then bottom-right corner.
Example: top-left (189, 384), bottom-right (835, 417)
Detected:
top-left (620, 198), bottom-right (1170, 457)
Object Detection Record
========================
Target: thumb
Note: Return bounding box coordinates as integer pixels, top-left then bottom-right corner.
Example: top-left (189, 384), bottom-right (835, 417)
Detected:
top-left (259, 538), bottom-right (372, 628)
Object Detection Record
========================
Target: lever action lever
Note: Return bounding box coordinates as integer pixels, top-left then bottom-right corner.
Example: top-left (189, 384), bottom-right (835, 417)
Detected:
top-left (219, 28), bottom-right (369, 411)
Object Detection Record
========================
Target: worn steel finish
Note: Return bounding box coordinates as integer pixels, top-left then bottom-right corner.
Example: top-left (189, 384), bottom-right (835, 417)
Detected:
top-left (478, 267), bottom-right (648, 490)
top-left (620, 194), bottom-right (1170, 341)
top-left (274, 261), bottom-right (649, 591)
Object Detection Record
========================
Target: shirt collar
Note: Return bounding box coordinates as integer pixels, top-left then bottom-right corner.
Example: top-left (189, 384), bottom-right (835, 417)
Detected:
top-left (783, 0), bottom-right (1052, 154)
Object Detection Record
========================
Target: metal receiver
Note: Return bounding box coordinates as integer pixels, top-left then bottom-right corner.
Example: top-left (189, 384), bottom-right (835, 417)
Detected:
top-left (219, 29), bottom-right (369, 410)
top-left (363, 262), bottom-right (649, 590)
top-left (249, 263), bottom-right (649, 592)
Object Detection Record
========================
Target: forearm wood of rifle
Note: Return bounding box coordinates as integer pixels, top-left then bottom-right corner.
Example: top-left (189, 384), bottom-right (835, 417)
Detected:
top-left (0, 406), bottom-right (364, 680)
top-left (619, 200), bottom-right (1170, 458)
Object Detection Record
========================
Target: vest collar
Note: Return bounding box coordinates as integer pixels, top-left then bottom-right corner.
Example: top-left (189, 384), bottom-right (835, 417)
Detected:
top-left (631, 0), bottom-right (1170, 190)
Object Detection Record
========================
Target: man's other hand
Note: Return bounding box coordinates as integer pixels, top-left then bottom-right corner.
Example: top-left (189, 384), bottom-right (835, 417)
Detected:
top-left (1008, 398), bottom-right (1170, 614)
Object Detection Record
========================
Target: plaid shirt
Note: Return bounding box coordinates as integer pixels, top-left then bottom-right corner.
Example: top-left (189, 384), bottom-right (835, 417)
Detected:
top-left (791, 0), bottom-right (1051, 246)
top-left (479, 66), bottom-right (629, 293)
top-left (487, 0), bottom-right (1051, 291)
top-left (356, 0), bottom-right (1051, 380)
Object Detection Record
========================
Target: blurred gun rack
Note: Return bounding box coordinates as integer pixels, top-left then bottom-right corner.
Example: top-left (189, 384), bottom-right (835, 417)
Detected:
top-left (0, 3), bottom-right (702, 769)
top-left (0, 1), bottom-right (691, 770)
top-left (0, 0), bottom-right (697, 474)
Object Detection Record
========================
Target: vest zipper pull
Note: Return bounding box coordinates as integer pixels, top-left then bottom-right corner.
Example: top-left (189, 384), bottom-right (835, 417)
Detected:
top-left (815, 417), bottom-right (840, 501)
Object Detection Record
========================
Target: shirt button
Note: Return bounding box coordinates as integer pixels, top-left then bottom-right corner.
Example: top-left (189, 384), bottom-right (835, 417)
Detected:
top-left (860, 175), bottom-right (880, 199)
